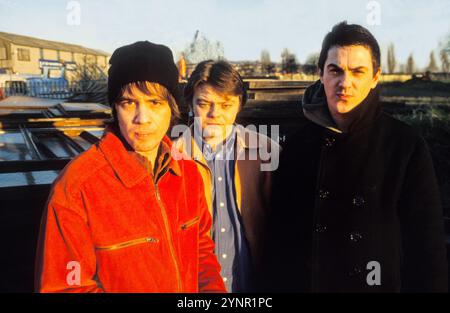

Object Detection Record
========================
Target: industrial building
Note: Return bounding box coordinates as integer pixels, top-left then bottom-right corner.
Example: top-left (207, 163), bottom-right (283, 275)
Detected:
top-left (0, 31), bottom-right (109, 79)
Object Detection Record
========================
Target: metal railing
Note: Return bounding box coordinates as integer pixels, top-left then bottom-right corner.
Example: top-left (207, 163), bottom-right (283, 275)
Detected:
top-left (0, 80), bottom-right (108, 102)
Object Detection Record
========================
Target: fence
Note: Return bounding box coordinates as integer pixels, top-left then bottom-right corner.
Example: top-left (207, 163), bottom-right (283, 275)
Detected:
top-left (0, 80), bottom-right (108, 103)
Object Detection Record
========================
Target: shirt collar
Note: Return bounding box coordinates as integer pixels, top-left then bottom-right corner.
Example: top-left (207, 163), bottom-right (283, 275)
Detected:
top-left (199, 125), bottom-right (237, 161)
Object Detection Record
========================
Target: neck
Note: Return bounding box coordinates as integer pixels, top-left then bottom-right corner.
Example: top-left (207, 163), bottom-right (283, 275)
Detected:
top-left (136, 147), bottom-right (159, 169)
top-left (329, 109), bottom-right (354, 131)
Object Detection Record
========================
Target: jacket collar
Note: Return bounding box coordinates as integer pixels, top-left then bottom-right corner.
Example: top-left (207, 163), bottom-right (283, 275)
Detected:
top-left (302, 80), bottom-right (382, 134)
top-left (98, 129), bottom-right (181, 188)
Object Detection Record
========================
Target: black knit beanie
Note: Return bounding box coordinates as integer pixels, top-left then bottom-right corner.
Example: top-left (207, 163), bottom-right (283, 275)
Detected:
top-left (108, 41), bottom-right (180, 108)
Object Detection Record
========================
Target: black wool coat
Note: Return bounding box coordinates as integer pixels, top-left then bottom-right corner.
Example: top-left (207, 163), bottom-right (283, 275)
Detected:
top-left (262, 81), bottom-right (448, 292)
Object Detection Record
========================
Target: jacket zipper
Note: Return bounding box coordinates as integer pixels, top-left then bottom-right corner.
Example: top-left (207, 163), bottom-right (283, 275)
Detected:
top-left (181, 216), bottom-right (200, 230)
top-left (95, 237), bottom-right (159, 251)
top-left (154, 177), bottom-right (183, 293)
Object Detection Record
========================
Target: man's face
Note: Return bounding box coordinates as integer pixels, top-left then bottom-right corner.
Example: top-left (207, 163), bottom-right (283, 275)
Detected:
top-left (321, 45), bottom-right (381, 115)
top-left (192, 84), bottom-right (241, 145)
top-left (115, 83), bottom-right (171, 154)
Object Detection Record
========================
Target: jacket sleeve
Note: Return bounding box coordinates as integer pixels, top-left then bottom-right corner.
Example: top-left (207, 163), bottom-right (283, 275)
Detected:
top-left (196, 176), bottom-right (227, 293)
top-left (35, 188), bottom-right (104, 293)
top-left (398, 136), bottom-right (448, 292)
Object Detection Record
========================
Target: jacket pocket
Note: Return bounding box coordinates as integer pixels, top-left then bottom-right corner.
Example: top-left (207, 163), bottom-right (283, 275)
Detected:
top-left (180, 216), bottom-right (200, 230)
top-left (95, 237), bottom-right (159, 251)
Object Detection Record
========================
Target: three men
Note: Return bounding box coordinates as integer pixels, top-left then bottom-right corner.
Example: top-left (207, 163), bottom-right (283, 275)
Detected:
top-left (174, 60), bottom-right (280, 292)
top-left (35, 25), bottom-right (448, 294)
top-left (35, 42), bottom-right (226, 293)
top-left (264, 22), bottom-right (448, 292)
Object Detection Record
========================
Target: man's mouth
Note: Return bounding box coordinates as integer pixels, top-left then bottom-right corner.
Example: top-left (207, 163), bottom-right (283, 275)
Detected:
top-left (337, 93), bottom-right (352, 100)
top-left (135, 132), bottom-right (154, 138)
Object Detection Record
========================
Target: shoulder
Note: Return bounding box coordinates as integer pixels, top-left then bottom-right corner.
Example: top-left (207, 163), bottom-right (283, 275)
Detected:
top-left (378, 112), bottom-right (427, 151)
top-left (235, 124), bottom-right (281, 152)
top-left (50, 143), bottom-right (108, 204)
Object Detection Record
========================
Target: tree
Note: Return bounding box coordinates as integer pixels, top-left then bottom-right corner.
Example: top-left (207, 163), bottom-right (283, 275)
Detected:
top-left (439, 30), bottom-right (450, 53)
top-left (302, 52), bottom-right (319, 75)
top-left (281, 48), bottom-right (299, 74)
top-left (183, 30), bottom-right (225, 64)
top-left (406, 54), bottom-right (415, 74)
top-left (387, 43), bottom-right (396, 74)
top-left (427, 51), bottom-right (438, 73)
top-left (260, 50), bottom-right (275, 75)
top-left (440, 49), bottom-right (450, 72)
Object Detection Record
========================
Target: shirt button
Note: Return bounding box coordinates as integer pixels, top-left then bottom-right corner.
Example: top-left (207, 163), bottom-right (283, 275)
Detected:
top-left (222, 254), bottom-right (227, 259)
top-left (221, 228), bottom-right (226, 233)
top-left (218, 177), bottom-right (223, 182)
top-left (319, 189), bottom-right (330, 200)
top-left (352, 196), bottom-right (366, 207)
top-left (324, 137), bottom-right (336, 147)
top-left (315, 224), bottom-right (327, 233)
top-left (223, 277), bottom-right (228, 282)
top-left (350, 232), bottom-right (363, 243)
top-left (220, 202), bottom-right (225, 207)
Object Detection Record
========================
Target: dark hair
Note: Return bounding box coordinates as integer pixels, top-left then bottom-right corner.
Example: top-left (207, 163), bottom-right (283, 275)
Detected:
top-left (318, 21), bottom-right (381, 76)
top-left (184, 60), bottom-right (247, 108)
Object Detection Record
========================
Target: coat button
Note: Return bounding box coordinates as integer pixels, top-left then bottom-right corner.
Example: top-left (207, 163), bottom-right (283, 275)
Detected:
top-left (319, 189), bottom-right (330, 200)
top-left (349, 267), bottom-right (362, 277)
top-left (323, 137), bottom-right (336, 147)
top-left (352, 195), bottom-right (365, 207)
top-left (315, 224), bottom-right (327, 233)
top-left (350, 232), bottom-right (363, 242)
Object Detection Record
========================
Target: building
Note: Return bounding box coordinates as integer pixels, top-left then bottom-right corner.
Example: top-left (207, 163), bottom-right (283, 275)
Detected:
top-left (0, 31), bottom-right (110, 80)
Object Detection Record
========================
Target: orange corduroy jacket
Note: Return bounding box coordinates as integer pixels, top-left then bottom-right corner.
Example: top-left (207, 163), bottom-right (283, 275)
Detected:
top-left (35, 130), bottom-right (226, 293)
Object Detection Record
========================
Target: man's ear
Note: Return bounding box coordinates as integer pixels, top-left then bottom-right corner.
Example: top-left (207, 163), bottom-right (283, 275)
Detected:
top-left (319, 69), bottom-right (324, 83)
top-left (371, 68), bottom-right (381, 89)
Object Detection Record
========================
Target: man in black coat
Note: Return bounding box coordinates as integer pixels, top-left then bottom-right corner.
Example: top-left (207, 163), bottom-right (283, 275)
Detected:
top-left (263, 21), bottom-right (448, 292)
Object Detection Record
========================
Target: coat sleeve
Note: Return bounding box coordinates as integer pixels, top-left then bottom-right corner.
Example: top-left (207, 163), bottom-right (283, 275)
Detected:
top-left (35, 188), bottom-right (104, 293)
top-left (196, 174), bottom-right (227, 293)
top-left (398, 136), bottom-right (448, 292)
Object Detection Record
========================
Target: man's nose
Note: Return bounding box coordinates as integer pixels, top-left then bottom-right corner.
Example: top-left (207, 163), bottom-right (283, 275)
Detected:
top-left (134, 103), bottom-right (154, 124)
top-left (207, 103), bottom-right (220, 118)
top-left (339, 72), bottom-right (352, 89)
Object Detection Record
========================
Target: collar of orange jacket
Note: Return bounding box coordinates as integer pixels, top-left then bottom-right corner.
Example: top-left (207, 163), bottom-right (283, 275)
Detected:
top-left (98, 130), bottom-right (182, 188)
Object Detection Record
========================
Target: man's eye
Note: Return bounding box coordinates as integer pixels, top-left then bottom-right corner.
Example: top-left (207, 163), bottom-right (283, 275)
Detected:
top-left (222, 103), bottom-right (233, 109)
top-left (197, 102), bottom-right (208, 107)
top-left (120, 100), bottom-right (136, 107)
top-left (150, 100), bottom-right (163, 106)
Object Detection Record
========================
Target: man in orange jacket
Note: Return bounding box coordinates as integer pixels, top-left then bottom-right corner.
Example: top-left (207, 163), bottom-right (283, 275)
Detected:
top-left (35, 41), bottom-right (226, 293)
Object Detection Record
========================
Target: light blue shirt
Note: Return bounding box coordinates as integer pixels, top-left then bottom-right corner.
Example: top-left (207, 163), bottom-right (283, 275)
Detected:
top-left (195, 126), bottom-right (253, 292)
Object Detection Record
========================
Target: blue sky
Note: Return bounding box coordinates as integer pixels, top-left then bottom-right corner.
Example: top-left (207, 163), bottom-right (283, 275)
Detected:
top-left (1, 0), bottom-right (449, 69)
